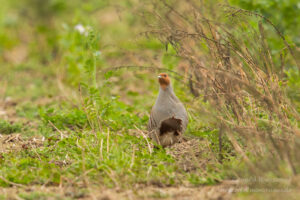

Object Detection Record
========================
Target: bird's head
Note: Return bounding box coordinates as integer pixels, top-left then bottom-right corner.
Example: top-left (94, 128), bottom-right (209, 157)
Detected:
top-left (158, 73), bottom-right (170, 90)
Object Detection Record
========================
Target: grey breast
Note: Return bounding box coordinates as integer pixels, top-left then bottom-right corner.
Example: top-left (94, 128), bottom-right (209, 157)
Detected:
top-left (148, 85), bottom-right (188, 134)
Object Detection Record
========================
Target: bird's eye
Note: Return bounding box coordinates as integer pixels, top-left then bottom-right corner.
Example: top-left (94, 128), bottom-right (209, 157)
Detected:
top-left (164, 75), bottom-right (167, 77)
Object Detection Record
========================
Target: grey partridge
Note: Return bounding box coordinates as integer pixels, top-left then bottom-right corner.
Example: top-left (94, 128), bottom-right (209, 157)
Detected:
top-left (148, 73), bottom-right (188, 147)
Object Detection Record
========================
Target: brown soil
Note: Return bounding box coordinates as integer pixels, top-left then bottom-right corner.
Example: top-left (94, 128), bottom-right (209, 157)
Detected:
top-left (0, 134), bottom-right (44, 154)
top-left (0, 182), bottom-right (238, 200)
top-left (166, 138), bottom-right (217, 172)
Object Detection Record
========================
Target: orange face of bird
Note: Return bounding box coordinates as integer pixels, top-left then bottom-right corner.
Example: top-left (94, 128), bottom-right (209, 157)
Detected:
top-left (158, 73), bottom-right (170, 90)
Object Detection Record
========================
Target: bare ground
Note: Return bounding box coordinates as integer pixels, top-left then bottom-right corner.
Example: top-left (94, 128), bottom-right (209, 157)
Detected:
top-left (0, 183), bottom-right (237, 200)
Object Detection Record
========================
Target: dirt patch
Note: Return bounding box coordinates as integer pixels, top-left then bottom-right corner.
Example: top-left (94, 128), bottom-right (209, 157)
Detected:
top-left (0, 182), bottom-right (237, 200)
top-left (166, 138), bottom-right (216, 172)
top-left (3, 45), bottom-right (28, 65)
top-left (0, 133), bottom-right (44, 154)
top-left (1, 180), bottom-right (299, 200)
top-left (0, 97), bottom-right (18, 122)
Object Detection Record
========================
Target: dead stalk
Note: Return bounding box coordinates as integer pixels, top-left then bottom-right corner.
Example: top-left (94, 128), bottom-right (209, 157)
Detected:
top-left (100, 138), bottom-right (103, 160)
top-left (134, 125), bottom-right (153, 154)
top-left (141, 0), bottom-right (300, 177)
top-left (0, 176), bottom-right (26, 188)
top-left (48, 120), bottom-right (65, 140)
top-left (107, 128), bottom-right (110, 154)
top-left (130, 144), bottom-right (136, 169)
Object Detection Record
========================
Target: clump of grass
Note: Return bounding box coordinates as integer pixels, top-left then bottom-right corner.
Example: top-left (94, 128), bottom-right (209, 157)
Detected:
top-left (39, 107), bottom-right (88, 130)
top-left (0, 120), bottom-right (22, 134)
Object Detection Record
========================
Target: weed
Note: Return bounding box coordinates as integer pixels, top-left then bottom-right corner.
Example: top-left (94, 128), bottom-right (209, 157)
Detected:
top-left (39, 107), bottom-right (88, 130)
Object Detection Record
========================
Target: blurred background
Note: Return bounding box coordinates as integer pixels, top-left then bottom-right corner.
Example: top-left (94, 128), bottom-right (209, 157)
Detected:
top-left (0, 0), bottom-right (299, 100)
top-left (0, 0), bottom-right (300, 199)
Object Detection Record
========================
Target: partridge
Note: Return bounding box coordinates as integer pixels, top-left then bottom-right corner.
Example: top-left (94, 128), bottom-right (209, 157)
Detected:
top-left (148, 73), bottom-right (188, 147)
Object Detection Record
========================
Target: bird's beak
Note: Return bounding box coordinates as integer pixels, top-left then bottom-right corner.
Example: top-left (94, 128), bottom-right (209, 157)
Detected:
top-left (158, 75), bottom-right (162, 78)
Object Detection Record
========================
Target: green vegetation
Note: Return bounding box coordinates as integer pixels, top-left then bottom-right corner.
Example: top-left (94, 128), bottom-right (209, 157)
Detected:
top-left (0, 0), bottom-right (299, 199)
top-left (0, 120), bottom-right (22, 135)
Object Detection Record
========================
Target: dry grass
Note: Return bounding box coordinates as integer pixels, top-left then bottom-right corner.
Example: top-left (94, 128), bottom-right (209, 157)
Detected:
top-left (139, 0), bottom-right (300, 183)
